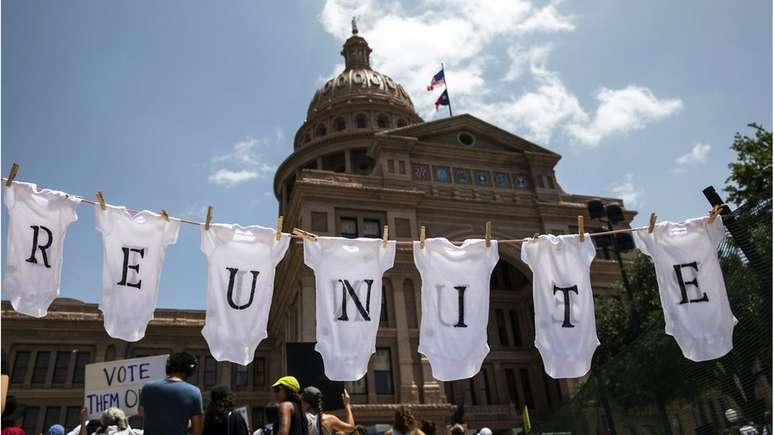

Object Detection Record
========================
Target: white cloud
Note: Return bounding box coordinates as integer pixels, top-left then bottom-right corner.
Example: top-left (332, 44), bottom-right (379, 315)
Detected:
top-left (319, 0), bottom-right (682, 146)
top-left (208, 136), bottom-right (280, 187)
top-left (610, 174), bottom-right (642, 207)
top-left (208, 169), bottom-right (261, 187)
top-left (673, 143), bottom-right (711, 173)
top-left (566, 86), bottom-right (684, 146)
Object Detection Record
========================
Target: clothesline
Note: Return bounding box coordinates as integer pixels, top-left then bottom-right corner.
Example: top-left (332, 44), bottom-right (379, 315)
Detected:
top-left (1, 177), bottom-right (716, 246)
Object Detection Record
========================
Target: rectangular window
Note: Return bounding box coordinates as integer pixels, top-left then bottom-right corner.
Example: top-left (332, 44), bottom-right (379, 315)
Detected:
top-left (340, 217), bottom-right (358, 238)
top-left (495, 310), bottom-right (509, 347)
top-left (374, 348), bottom-right (394, 394)
top-left (44, 407), bottom-right (61, 433)
top-left (65, 407), bottom-right (81, 432)
top-left (380, 284), bottom-right (389, 325)
top-left (232, 363), bottom-right (249, 389)
top-left (254, 357), bottom-right (266, 387)
top-left (345, 376), bottom-right (367, 395)
top-left (537, 175), bottom-right (546, 188)
top-left (505, 369), bottom-right (520, 405)
top-left (398, 160), bottom-right (406, 174)
top-left (22, 406), bottom-right (39, 435)
top-left (387, 160), bottom-right (395, 173)
top-left (204, 356), bottom-right (218, 387)
top-left (509, 310), bottom-right (523, 347)
top-left (479, 368), bottom-right (492, 405)
top-left (311, 211), bottom-right (328, 233)
top-left (11, 351), bottom-right (30, 384)
top-left (72, 352), bottom-right (91, 384)
top-left (363, 219), bottom-right (381, 238)
top-left (519, 369), bottom-right (535, 409)
top-left (395, 218), bottom-right (411, 239)
top-left (31, 351), bottom-right (51, 385)
top-left (464, 378), bottom-right (478, 405)
top-left (52, 352), bottom-right (70, 385)
top-left (321, 153), bottom-right (346, 173)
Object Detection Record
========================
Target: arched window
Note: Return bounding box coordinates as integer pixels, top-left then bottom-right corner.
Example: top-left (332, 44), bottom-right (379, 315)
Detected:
top-left (377, 114), bottom-right (389, 129)
top-left (315, 124), bottom-right (327, 137)
top-left (335, 117), bottom-right (346, 132)
top-left (397, 119), bottom-right (407, 127)
top-left (104, 345), bottom-right (116, 362)
top-left (355, 114), bottom-right (368, 129)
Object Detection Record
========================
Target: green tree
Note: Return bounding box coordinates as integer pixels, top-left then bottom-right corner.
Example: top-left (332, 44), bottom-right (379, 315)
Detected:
top-left (725, 122), bottom-right (772, 208)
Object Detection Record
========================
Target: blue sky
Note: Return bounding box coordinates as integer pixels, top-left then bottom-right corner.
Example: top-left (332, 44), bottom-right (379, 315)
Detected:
top-left (3, 0), bottom-right (771, 309)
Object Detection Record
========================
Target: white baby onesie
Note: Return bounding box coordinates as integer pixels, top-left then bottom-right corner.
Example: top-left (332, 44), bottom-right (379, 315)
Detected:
top-left (3, 182), bottom-right (81, 317)
top-left (201, 224), bottom-right (290, 366)
top-left (304, 237), bottom-right (396, 381)
top-left (521, 234), bottom-right (599, 379)
top-left (96, 206), bottom-right (179, 342)
top-left (413, 238), bottom-right (499, 381)
top-left (633, 216), bottom-right (737, 362)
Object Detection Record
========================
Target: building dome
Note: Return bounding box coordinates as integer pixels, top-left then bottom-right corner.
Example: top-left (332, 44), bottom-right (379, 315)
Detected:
top-left (294, 24), bottom-right (422, 149)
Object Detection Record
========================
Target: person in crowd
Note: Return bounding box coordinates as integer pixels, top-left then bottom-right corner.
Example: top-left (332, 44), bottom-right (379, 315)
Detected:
top-left (420, 421), bottom-right (435, 435)
top-left (202, 384), bottom-right (249, 435)
top-left (349, 425), bottom-right (367, 435)
top-left (1, 396), bottom-right (24, 435)
top-left (47, 424), bottom-right (66, 435)
top-left (475, 428), bottom-right (491, 435)
top-left (301, 387), bottom-right (355, 435)
top-left (446, 406), bottom-right (467, 435)
top-left (138, 351), bottom-right (203, 435)
top-left (271, 376), bottom-right (308, 435)
top-left (78, 407), bottom-right (141, 435)
top-left (253, 405), bottom-right (278, 435)
top-left (385, 406), bottom-right (424, 435)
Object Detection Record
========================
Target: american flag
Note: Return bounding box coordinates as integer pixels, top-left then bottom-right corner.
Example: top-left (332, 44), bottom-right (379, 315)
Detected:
top-left (426, 69), bottom-right (446, 91)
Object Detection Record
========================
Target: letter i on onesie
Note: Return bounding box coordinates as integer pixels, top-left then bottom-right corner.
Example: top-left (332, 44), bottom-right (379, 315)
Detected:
top-left (413, 238), bottom-right (499, 381)
top-left (632, 216), bottom-right (737, 362)
top-left (304, 236), bottom-right (396, 381)
top-left (3, 182), bottom-right (82, 318)
top-left (201, 224), bottom-right (291, 366)
top-left (521, 234), bottom-right (599, 379)
top-left (96, 206), bottom-right (180, 342)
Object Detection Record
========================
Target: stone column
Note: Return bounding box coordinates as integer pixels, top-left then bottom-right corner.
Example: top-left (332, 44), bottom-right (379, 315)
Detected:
top-left (301, 275), bottom-right (316, 342)
top-left (389, 274), bottom-right (419, 403)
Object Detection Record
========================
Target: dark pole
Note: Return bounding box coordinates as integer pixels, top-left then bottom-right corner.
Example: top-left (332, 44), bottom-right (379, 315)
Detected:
top-left (442, 62), bottom-right (453, 117)
top-left (608, 220), bottom-right (640, 338)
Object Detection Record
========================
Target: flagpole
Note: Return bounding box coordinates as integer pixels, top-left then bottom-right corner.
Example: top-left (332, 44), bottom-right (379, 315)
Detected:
top-left (441, 62), bottom-right (453, 117)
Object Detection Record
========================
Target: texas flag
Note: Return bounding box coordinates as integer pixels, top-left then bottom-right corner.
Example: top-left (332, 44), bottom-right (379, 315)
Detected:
top-left (426, 69), bottom-right (445, 91)
top-left (434, 90), bottom-right (450, 110)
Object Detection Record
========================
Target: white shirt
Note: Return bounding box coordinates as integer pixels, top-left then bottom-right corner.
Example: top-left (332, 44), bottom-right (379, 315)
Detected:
top-left (413, 238), bottom-right (498, 381)
top-left (633, 216), bottom-right (737, 361)
top-left (3, 181), bottom-right (81, 317)
top-left (521, 234), bottom-right (599, 379)
top-left (96, 206), bottom-right (179, 342)
top-left (201, 224), bottom-right (290, 365)
top-left (304, 237), bottom-right (396, 381)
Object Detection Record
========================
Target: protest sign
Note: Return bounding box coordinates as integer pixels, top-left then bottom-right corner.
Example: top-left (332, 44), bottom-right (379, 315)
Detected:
top-left (84, 354), bottom-right (168, 419)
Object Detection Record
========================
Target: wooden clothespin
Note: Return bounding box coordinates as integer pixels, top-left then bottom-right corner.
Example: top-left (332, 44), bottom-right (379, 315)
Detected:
top-left (160, 209), bottom-right (170, 222)
top-left (382, 225), bottom-right (389, 248)
top-left (204, 205), bottom-right (213, 231)
top-left (5, 163), bottom-right (19, 187)
top-left (419, 226), bottom-right (426, 249)
top-left (485, 221), bottom-right (492, 247)
top-left (292, 227), bottom-right (318, 241)
top-left (648, 212), bottom-right (657, 234)
top-left (96, 192), bottom-right (106, 211)
top-left (577, 216), bottom-right (585, 242)
top-left (275, 216), bottom-right (284, 241)
top-left (708, 205), bottom-right (722, 224)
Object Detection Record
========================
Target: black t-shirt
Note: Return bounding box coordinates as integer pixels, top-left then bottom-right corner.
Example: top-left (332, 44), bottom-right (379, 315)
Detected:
top-left (202, 412), bottom-right (249, 435)
top-left (2, 350), bottom-right (9, 377)
top-left (273, 402), bottom-right (308, 435)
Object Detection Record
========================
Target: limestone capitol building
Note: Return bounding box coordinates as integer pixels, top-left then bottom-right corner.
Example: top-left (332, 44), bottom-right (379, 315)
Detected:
top-left (1, 27), bottom-right (633, 435)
